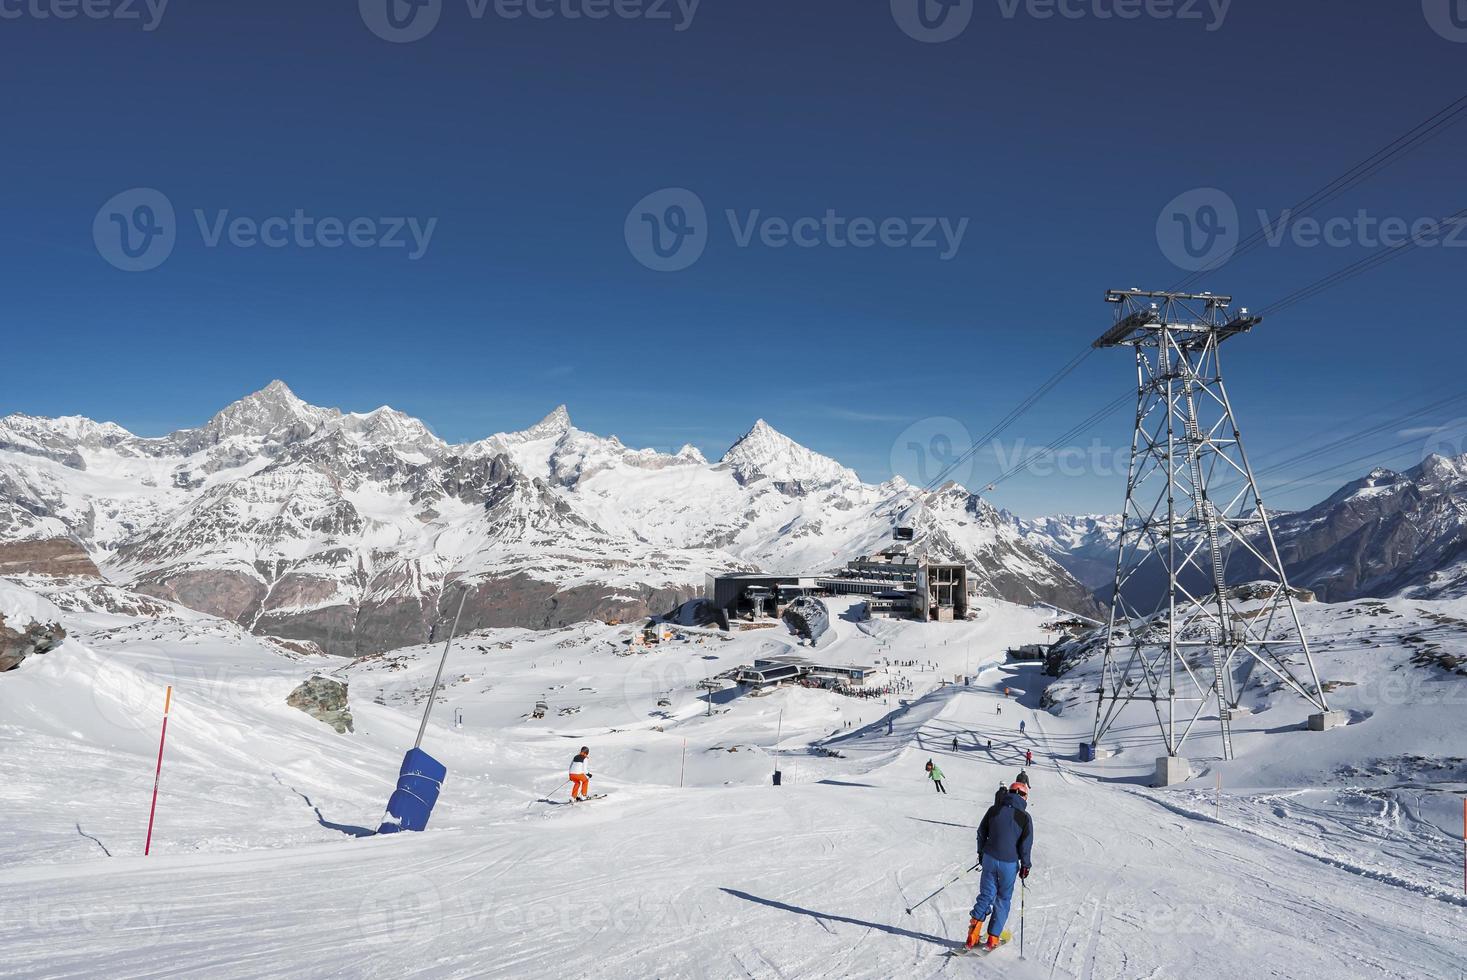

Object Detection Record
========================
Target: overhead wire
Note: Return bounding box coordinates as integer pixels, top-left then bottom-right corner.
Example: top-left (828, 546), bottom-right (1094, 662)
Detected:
top-left (1170, 93), bottom-right (1467, 291)
top-left (935, 97), bottom-right (1466, 499)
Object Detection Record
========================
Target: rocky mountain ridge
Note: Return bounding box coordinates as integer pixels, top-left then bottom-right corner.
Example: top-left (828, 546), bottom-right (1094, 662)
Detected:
top-left (1009, 453), bottom-right (1467, 606)
top-left (0, 382), bottom-right (1098, 654)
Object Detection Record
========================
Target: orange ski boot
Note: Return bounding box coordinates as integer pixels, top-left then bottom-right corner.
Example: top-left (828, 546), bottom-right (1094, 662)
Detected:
top-left (964, 918), bottom-right (985, 949)
top-left (983, 933), bottom-right (1002, 951)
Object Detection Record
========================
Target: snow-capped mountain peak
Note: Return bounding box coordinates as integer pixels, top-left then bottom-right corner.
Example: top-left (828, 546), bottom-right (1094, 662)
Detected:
top-left (720, 419), bottom-right (858, 488)
top-left (336, 406), bottom-right (443, 451)
top-left (674, 444), bottom-right (707, 464)
top-left (518, 405), bottom-right (572, 442)
top-left (197, 380), bottom-right (338, 442)
top-left (0, 413), bottom-right (134, 463)
top-left (1413, 452), bottom-right (1466, 487)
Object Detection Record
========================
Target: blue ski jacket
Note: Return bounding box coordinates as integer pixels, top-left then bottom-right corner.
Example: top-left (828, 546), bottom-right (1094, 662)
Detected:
top-left (977, 792), bottom-right (1033, 868)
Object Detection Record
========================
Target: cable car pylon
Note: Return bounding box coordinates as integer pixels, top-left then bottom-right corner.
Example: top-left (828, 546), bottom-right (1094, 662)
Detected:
top-left (1088, 289), bottom-right (1343, 786)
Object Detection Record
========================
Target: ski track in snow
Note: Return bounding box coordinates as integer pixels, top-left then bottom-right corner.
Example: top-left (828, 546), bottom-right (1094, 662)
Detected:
top-left (1128, 789), bottom-right (1467, 909)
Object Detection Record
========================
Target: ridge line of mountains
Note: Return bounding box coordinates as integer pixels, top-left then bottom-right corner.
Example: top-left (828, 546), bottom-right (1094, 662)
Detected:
top-left (0, 382), bottom-right (1097, 655)
top-left (1009, 453), bottom-right (1467, 605)
top-left (4, 382), bottom-right (1462, 656)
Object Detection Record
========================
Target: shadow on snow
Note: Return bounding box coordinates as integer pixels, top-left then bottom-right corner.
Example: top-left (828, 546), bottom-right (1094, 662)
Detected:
top-left (719, 888), bottom-right (950, 946)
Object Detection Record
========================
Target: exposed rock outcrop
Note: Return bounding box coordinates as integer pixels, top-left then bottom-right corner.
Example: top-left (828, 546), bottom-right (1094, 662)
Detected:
top-left (0, 538), bottom-right (101, 578)
top-left (0, 614), bottom-right (66, 672)
top-left (782, 595), bottom-right (831, 644)
top-left (285, 676), bottom-right (354, 733)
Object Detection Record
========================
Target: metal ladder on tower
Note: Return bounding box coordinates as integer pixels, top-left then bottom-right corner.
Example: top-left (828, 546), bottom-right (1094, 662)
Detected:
top-left (1185, 399), bottom-right (1235, 760)
top-left (1207, 623), bottom-right (1235, 760)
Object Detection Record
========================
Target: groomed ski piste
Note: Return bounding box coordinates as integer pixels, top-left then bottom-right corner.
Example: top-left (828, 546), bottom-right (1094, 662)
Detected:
top-left (2, 581), bottom-right (1464, 978)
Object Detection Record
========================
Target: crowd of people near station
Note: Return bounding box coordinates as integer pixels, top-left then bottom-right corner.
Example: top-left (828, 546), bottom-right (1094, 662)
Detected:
top-left (796, 677), bottom-right (894, 700)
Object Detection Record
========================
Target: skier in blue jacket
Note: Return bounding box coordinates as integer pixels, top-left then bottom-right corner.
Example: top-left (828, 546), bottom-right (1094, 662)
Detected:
top-left (964, 780), bottom-right (1033, 950)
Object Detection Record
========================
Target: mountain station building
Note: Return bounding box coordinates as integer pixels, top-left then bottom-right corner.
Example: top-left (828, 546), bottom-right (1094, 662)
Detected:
top-left (705, 546), bottom-right (971, 624)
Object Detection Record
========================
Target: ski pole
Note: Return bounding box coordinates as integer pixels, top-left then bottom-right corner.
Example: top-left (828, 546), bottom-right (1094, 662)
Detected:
top-left (904, 861), bottom-right (980, 915)
top-left (1019, 877), bottom-right (1026, 960)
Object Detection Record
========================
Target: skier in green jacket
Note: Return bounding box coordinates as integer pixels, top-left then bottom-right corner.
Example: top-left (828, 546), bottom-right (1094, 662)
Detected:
top-left (925, 759), bottom-right (947, 794)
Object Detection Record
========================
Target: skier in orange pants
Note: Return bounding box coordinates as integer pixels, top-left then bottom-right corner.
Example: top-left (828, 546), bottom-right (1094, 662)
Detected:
top-left (569, 746), bottom-right (591, 801)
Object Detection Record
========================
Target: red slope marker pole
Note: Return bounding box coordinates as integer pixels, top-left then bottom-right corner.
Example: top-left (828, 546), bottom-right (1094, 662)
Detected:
top-left (144, 686), bottom-right (173, 856)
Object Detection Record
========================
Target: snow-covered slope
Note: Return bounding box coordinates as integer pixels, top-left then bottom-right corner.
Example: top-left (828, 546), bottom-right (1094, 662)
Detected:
top-left (1, 578), bottom-right (1461, 978)
top-left (1044, 593), bottom-right (1467, 906)
top-left (0, 383), bottom-right (1097, 654)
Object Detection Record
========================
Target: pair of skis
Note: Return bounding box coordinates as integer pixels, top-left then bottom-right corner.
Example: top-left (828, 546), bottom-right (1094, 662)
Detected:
top-left (539, 793), bottom-right (609, 806)
top-left (945, 930), bottom-right (1011, 957)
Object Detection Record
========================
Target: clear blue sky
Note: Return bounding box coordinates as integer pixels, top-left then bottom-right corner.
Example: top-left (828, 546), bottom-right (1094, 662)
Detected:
top-left (3, 0), bottom-right (1464, 516)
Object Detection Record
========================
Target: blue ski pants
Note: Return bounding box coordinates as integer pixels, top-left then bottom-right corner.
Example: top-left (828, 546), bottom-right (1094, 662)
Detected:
top-left (969, 858), bottom-right (1019, 936)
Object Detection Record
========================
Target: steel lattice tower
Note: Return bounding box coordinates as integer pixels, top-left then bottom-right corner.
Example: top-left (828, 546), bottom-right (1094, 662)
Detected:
top-left (1090, 289), bottom-right (1330, 767)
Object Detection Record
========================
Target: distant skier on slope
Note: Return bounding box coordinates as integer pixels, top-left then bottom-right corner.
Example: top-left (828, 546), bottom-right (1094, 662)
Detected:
top-left (1019, 720), bottom-right (1026, 735)
top-left (925, 759), bottom-right (947, 794)
top-left (569, 746), bottom-right (591, 801)
top-left (1025, 749), bottom-right (1033, 766)
top-left (952, 736), bottom-right (960, 752)
top-left (964, 781), bottom-right (1033, 951)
